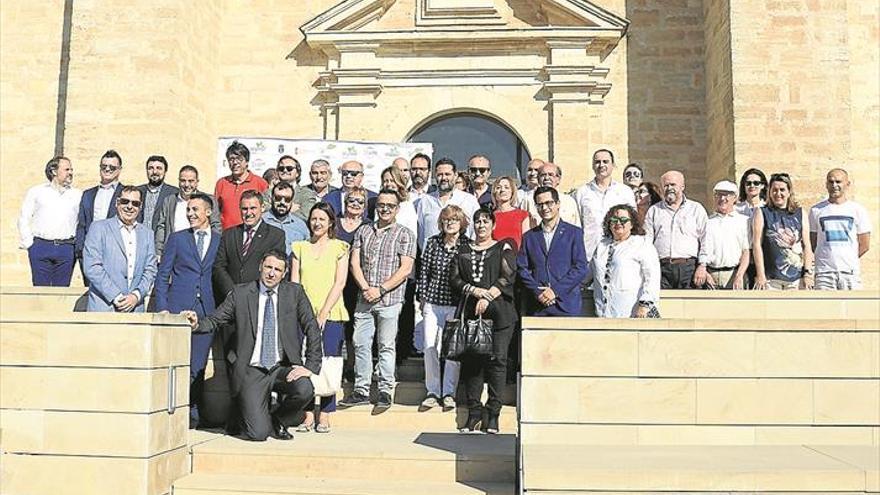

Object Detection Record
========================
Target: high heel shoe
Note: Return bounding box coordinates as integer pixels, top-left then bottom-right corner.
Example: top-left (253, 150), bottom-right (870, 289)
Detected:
top-left (459, 411), bottom-right (484, 434)
top-left (484, 411), bottom-right (499, 434)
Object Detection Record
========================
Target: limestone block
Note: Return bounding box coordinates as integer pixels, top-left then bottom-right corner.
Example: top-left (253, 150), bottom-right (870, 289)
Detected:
top-left (814, 379), bottom-right (880, 425)
top-left (0, 365), bottom-right (189, 413)
top-left (519, 424), bottom-right (638, 445)
top-left (0, 407), bottom-right (187, 457)
top-left (696, 379), bottom-right (813, 425)
top-left (520, 377), bottom-right (696, 424)
top-left (0, 445), bottom-right (188, 495)
top-left (520, 331), bottom-right (637, 376)
top-left (808, 445), bottom-right (880, 492)
top-left (638, 332), bottom-right (755, 377)
top-left (755, 332), bottom-right (880, 378)
top-left (0, 321), bottom-right (190, 368)
top-left (755, 426), bottom-right (878, 446)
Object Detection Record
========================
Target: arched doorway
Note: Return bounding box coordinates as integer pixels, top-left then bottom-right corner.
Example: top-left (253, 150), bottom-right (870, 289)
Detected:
top-left (407, 112), bottom-right (531, 180)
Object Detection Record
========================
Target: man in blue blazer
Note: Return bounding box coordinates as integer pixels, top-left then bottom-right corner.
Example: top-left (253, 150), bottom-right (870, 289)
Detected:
top-left (76, 150), bottom-right (125, 284)
top-left (155, 192), bottom-right (221, 428)
top-left (323, 160), bottom-right (377, 220)
top-left (83, 185), bottom-right (158, 312)
top-left (517, 186), bottom-right (589, 316)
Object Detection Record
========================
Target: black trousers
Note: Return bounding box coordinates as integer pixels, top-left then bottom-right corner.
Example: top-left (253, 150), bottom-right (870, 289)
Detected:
top-left (459, 324), bottom-right (514, 416)
top-left (238, 365), bottom-right (314, 441)
top-left (660, 258), bottom-right (697, 289)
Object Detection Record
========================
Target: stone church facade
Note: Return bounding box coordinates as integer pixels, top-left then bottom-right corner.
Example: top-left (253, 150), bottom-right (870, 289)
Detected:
top-left (1, 0), bottom-right (877, 286)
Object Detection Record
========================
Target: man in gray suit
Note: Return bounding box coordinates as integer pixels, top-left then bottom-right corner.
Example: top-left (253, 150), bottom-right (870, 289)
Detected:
top-left (184, 250), bottom-right (322, 441)
top-left (83, 185), bottom-right (158, 312)
top-left (155, 165), bottom-right (221, 257)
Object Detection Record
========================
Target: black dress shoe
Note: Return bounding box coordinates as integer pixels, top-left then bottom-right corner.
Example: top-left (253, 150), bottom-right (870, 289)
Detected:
top-left (272, 418), bottom-right (293, 441)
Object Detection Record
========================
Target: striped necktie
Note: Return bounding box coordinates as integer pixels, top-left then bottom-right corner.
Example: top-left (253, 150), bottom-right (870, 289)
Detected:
top-left (241, 227), bottom-right (254, 257)
top-left (260, 289), bottom-right (277, 368)
top-left (195, 231), bottom-right (207, 261)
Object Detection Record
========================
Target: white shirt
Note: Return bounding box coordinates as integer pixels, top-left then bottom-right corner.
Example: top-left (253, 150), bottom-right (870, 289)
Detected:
top-left (193, 228), bottom-right (211, 259)
top-left (18, 182), bottom-right (82, 248)
top-left (94, 182), bottom-right (118, 221)
top-left (173, 195), bottom-right (190, 234)
top-left (644, 197), bottom-right (708, 259)
top-left (542, 219), bottom-right (560, 251)
top-left (250, 283), bottom-right (281, 367)
top-left (120, 222), bottom-right (138, 285)
top-left (700, 211), bottom-right (749, 268)
top-left (573, 180), bottom-right (636, 258)
top-left (810, 199), bottom-right (872, 275)
top-left (416, 188), bottom-right (480, 250)
top-left (591, 235), bottom-right (661, 318)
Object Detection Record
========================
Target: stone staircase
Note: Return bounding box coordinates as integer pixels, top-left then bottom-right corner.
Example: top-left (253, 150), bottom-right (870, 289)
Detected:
top-left (172, 356), bottom-right (518, 495)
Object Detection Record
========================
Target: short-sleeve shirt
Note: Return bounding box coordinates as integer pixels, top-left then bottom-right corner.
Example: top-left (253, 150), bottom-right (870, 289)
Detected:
top-left (810, 199), bottom-right (872, 275)
top-left (353, 222), bottom-right (416, 307)
top-left (291, 239), bottom-right (351, 321)
top-left (214, 173), bottom-right (269, 229)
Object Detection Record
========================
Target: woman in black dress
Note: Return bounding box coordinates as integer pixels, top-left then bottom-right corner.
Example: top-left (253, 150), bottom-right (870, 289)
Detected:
top-left (450, 207), bottom-right (518, 434)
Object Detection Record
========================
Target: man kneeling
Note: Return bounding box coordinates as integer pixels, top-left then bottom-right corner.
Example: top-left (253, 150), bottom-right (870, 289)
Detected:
top-left (185, 250), bottom-right (322, 441)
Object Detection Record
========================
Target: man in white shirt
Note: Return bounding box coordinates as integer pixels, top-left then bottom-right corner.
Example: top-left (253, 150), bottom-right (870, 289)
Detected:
top-left (516, 158), bottom-right (544, 213)
top-left (696, 180), bottom-right (749, 289)
top-left (467, 154), bottom-right (494, 206)
top-left (18, 156), bottom-right (83, 286)
top-left (573, 149), bottom-right (637, 259)
top-left (408, 153), bottom-right (435, 200)
top-left (155, 165), bottom-right (221, 257)
top-left (415, 157), bottom-right (480, 251)
top-left (644, 170), bottom-right (708, 289)
top-left (527, 162), bottom-right (580, 226)
top-left (809, 168), bottom-right (872, 290)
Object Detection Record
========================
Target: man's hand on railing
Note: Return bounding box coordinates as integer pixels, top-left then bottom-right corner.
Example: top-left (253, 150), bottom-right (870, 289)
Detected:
top-left (180, 310), bottom-right (198, 330)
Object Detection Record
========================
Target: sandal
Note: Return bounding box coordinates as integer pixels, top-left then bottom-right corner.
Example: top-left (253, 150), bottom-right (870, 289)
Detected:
top-left (315, 423), bottom-right (331, 433)
top-left (295, 422), bottom-right (314, 433)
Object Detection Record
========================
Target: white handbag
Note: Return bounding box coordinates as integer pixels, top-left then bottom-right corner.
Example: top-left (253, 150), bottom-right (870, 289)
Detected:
top-left (310, 356), bottom-right (343, 397)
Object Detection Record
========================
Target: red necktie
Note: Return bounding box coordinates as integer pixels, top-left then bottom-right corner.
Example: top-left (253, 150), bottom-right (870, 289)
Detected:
top-left (241, 227), bottom-right (254, 257)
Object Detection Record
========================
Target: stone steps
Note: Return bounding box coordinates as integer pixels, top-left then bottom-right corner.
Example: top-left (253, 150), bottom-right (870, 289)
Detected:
top-left (327, 403), bottom-right (518, 432)
top-left (186, 429), bottom-right (516, 483)
top-left (521, 444), bottom-right (879, 493)
top-left (172, 473), bottom-right (513, 495)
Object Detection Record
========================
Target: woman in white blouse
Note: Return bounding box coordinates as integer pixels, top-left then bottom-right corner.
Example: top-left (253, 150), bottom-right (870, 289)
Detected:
top-left (591, 204), bottom-right (661, 318)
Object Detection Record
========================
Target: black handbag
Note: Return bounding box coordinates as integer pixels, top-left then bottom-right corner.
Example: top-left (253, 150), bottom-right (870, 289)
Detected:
top-left (442, 295), bottom-right (495, 361)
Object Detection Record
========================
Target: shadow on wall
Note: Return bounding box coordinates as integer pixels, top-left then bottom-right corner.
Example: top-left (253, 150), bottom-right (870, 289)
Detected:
top-left (625, 1), bottom-right (708, 189)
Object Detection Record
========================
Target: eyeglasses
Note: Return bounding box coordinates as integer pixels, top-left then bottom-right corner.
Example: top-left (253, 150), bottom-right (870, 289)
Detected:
top-left (745, 181), bottom-right (763, 186)
top-left (227, 156), bottom-right (246, 165)
top-left (609, 216), bottom-right (631, 225)
top-left (469, 168), bottom-right (490, 175)
top-left (341, 170), bottom-right (362, 178)
top-left (277, 166), bottom-right (296, 173)
top-left (441, 218), bottom-right (459, 225)
top-left (536, 200), bottom-right (557, 209)
top-left (118, 198), bottom-right (142, 208)
top-left (376, 202), bottom-right (398, 210)
top-left (345, 198), bottom-right (365, 206)
top-left (100, 164), bottom-right (120, 172)
top-left (624, 170), bottom-right (642, 178)
top-left (273, 196), bottom-right (293, 203)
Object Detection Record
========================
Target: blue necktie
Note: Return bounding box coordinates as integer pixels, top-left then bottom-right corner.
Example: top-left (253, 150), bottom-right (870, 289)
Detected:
top-left (195, 231), bottom-right (206, 261)
top-left (260, 289), bottom-right (277, 368)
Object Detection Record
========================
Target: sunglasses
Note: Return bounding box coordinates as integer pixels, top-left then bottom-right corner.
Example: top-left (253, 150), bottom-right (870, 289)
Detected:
top-left (100, 165), bottom-right (120, 172)
top-left (469, 168), bottom-right (490, 175)
top-left (345, 198), bottom-right (366, 206)
top-left (341, 170), bottom-right (362, 178)
top-left (273, 196), bottom-right (293, 203)
top-left (745, 181), bottom-right (763, 186)
top-left (277, 166), bottom-right (296, 173)
top-left (118, 198), bottom-right (142, 208)
top-left (624, 170), bottom-right (642, 178)
top-left (609, 216), bottom-right (631, 225)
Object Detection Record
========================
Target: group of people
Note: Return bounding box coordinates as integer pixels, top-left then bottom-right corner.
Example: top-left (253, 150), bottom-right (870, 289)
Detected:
top-left (18, 142), bottom-right (872, 441)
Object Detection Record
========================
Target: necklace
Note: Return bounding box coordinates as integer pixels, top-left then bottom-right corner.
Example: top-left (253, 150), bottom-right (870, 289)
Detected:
top-left (471, 248), bottom-right (487, 283)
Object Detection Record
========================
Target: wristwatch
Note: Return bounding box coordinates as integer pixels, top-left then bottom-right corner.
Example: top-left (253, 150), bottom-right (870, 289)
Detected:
top-left (378, 286), bottom-right (388, 296)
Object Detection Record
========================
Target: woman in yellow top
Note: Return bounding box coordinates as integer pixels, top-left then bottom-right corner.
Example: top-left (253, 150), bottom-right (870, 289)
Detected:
top-left (290, 202), bottom-right (350, 433)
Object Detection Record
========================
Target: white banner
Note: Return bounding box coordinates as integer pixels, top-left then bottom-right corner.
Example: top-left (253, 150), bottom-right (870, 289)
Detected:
top-left (216, 137), bottom-right (433, 192)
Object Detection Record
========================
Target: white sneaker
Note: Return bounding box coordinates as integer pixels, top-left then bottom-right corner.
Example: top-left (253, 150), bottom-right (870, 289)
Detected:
top-left (420, 395), bottom-right (440, 409)
top-left (441, 395), bottom-right (456, 411)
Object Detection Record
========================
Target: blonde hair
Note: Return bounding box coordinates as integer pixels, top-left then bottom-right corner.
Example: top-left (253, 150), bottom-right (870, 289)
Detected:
top-left (437, 204), bottom-right (469, 232)
top-left (491, 176), bottom-right (519, 208)
top-left (381, 166), bottom-right (409, 203)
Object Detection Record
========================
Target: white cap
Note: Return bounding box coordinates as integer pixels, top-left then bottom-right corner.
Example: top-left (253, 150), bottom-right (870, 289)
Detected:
top-left (713, 180), bottom-right (737, 194)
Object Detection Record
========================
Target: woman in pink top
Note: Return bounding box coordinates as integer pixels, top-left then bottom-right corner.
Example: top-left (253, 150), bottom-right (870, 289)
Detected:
top-left (491, 176), bottom-right (530, 251)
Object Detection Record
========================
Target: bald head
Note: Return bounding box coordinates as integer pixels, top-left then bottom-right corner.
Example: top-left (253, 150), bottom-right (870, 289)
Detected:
top-left (825, 168), bottom-right (850, 203)
top-left (340, 160), bottom-right (364, 190)
top-left (392, 157), bottom-right (411, 187)
top-left (660, 170), bottom-right (685, 206)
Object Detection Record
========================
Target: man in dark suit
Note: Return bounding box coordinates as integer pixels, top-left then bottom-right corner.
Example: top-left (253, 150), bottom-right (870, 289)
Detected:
top-left (210, 189), bottom-right (286, 429)
top-left (517, 186), bottom-right (589, 316)
top-left (323, 160), bottom-right (377, 220)
top-left (76, 150), bottom-right (124, 284)
top-left (184, 250), bottom-right (322, 441)
top-left (137, 155), bottom-right (179, 235)
top-left (155, 193), bottom-right (221, 428)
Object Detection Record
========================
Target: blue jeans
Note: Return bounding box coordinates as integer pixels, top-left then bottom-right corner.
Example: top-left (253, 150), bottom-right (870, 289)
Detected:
top-left (353, 302), bottom-right (402, 395)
